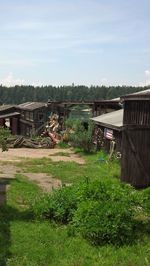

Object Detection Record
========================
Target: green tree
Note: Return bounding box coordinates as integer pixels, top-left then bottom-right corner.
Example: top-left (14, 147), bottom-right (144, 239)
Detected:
top-left (66, 119), bottom-right (95, 153)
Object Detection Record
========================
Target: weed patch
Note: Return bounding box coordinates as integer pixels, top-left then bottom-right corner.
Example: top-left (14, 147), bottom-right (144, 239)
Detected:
top-left (0, 151), bottom-right (149, 265)
top-left (32, 178), bottom-right (149, 246)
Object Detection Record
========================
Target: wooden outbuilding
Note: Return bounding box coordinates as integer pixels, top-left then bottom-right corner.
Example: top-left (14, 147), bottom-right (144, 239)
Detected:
top-left (93, 99), bottom-right (121, 117)
top-left (17, 102), bottom-right (48, 136)
top-left (0, 105), bottom-right (20, 135)
top-left (91, 109), bottom-right (123, 152)
top-left (121, 92), bottom-right (150, 188)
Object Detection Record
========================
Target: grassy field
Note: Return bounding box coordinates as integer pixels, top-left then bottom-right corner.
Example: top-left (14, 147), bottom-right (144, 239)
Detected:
top-left (0, 150), bottom-right (150, 266)
top-left (15, 150), bottom-right (120, 184)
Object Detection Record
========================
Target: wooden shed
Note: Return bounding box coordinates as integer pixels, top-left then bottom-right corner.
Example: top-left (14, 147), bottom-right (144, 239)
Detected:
top-left (17, 102), bottom-right (48, 136)
top-left (93, 99), bottom-right (121, 117)
top-left (0, 105), bottom-right (20, 135)
top-left (121, 92), bottom-right (150, 188)
top-left (91, 109), bottom-right (123, 152)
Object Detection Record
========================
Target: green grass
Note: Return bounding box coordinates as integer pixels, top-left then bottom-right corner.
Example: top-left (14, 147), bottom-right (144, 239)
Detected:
top-left (15, 150), bottom-right (120, 184)
top-left (0, 175), bottom-right (150, 266)
top-left (0, 150), bottom-right (150, 265)
top-left (56, 141), bottom-right (70, 149)
top-left (49, 151), bottom-right (70, 157)
top-left (7, 174), bottom-right (41, 209)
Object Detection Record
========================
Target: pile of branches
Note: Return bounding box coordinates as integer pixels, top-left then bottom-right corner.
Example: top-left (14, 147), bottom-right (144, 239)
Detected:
top-left (6, 136), bottom-right (55, 149)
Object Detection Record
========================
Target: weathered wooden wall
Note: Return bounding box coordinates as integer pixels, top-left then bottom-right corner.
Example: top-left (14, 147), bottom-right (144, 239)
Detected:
top-left (121, 98), bottom-right (150, 188)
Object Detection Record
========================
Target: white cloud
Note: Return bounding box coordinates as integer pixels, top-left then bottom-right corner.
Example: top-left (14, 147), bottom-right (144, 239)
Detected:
top-left (0, 72), bottom-right (45, 87)
top-left (0, 73), bottom-right (25, 87)
top-left (145, 70), bottom-right (150, 76)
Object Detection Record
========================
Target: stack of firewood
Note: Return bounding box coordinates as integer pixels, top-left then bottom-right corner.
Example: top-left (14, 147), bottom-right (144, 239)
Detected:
top-left (6, 136), bottom-right (55, 149)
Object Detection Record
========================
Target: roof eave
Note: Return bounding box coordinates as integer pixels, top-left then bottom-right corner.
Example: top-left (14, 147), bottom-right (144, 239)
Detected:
top-left (91, 120), bottom-right (123, 131)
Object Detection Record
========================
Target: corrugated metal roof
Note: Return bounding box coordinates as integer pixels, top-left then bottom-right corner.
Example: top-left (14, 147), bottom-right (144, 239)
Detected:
top-left (91, 109), bottom-right (123, 131)
top-left (18, 102), bottom-right (46, 110)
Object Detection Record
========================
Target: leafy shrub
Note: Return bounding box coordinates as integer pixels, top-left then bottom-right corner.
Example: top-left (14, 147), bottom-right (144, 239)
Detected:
top-left (71, 180), bottom-right (139, 245)
top-left (141, 187), bottom-right (150, 214)
top-left (31, 193), bottom-right (52, 218)
top-left (72, 199), bottom-right (136, 245)
top-left (65, 119), bottom-right (95, 153)
top-left (32, 185), bottom-right (78, 223)
top-left (0, 127), bottom-right (11, 151)
top-left (32, 179), bottom-right (141, 245)
top-left (74, 179), bottom-right (135, 202)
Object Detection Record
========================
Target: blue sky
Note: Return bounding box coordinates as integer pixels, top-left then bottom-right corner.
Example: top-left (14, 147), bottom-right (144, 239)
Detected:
top-left (0, 0), bottom-right (150, 87)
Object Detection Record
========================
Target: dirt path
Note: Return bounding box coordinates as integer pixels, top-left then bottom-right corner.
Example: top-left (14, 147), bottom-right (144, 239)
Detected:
top-left (0, 164), bottom-right (18, 179)
top-left (23, 173), bottom-right (62, 192)
top-left (0, 148), bottom-right (84, 199)
top-left (0, 148), bottom-right (85, 164)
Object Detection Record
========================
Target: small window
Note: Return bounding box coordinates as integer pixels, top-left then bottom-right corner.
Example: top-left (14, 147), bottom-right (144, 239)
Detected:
top-left (29, 112), bottom-right (34, 121)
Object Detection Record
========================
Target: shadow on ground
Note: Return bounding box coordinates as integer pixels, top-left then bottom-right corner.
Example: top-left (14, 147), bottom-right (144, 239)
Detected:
top-left (0, 178), bottom-right (32, 266)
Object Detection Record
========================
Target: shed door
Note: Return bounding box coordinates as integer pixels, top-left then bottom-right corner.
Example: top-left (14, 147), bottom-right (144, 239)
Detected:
top-left (121, 128), bottom-right (150, 188)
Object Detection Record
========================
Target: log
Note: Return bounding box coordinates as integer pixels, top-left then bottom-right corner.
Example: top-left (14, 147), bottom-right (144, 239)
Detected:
top-left (7, 136), bottom-right (55, 149)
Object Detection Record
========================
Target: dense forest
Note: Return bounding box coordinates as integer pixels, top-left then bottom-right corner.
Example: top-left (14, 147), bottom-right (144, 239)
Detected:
top-left (0, 84), bottom-right (149, 104)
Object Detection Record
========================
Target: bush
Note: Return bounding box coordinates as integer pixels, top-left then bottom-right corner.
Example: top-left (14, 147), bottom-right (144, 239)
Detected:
top-left (71, 180), bottom-right (139, 245)
top-left (0, 127), bottom-right (11, 151)
top-left (32, 185), bottom-right (78, 223)
top-left (65, 119), bottom-right (95, 153)
top-left (141, 187), bottom-right (150, 214)
top-left (72, 199), bottom-right (136, 245)
top-left (32, 179), bottom-right (141, 245)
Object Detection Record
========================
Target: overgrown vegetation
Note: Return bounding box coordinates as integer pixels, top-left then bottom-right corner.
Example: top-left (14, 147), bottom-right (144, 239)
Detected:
top-left (140, 187), bottom-right (150, 214)
top-left (0, 127), bottom-right (11, 151)
top-left (0, 150), bottom-right (150, 265)
top-left (65, 119), bottom-right (95, 152)
top-left (31, 179), bottom-right (148, 246)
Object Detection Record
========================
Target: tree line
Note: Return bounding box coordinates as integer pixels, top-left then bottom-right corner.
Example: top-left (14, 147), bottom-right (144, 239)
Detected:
top-left (0, 84), bottom-right (149, 104)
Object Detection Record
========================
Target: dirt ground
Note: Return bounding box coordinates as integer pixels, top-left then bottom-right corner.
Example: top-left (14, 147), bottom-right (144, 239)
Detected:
top-left (0, 148), bottom-right (85, 197)
top-left (0, 148), bottom-right (85, 164)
